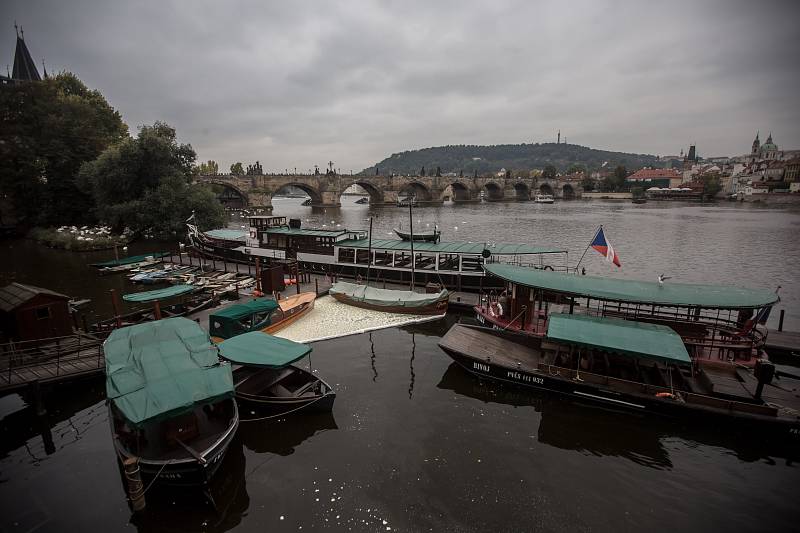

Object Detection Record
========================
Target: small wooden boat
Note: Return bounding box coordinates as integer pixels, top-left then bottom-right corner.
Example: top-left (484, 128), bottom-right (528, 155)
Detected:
top-left (439, 318), bottom-right (800, 439)
top-left (104, 318), bottom-right (239, 486)
top-left (394, 226), bottom-right (441, 243)
top-left (329, 281), bottom-right (448, 315)
top-left (209, 292), bottom-right (316, 342)
top-left (218, 331), bottom-right (335, 416)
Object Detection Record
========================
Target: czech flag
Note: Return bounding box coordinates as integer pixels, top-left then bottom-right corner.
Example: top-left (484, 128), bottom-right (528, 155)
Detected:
top-left (591, 227), bottom-right (621, 267)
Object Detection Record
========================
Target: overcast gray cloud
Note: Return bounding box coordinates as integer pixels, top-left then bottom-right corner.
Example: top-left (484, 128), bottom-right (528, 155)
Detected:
top-left (3, 0), bottom-right (799, 172)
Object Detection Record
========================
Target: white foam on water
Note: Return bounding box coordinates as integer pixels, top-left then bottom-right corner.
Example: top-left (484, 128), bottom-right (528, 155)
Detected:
top-left (274, 295), bottom-right (445, 344)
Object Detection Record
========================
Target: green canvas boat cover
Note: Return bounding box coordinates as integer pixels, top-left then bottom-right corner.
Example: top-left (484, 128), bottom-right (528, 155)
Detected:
top-left (546, 314), bottom-right (692, 365)
top-left (329, 281), bottom-right (448, 309)
top-left (484, 264), bottom-right (779, 309)
top-left (218, 331), bottom-right (311, 368)
top-left (104, 317), bottom-right (233, 427)
top-left (91, 251), bottom-right (169, 267)
top-left (122, 284), bottom-right (195, 302)
top-left (204, 229), bottom-right (247, 241)
top-left (209, 298), bottom-right (280, 339)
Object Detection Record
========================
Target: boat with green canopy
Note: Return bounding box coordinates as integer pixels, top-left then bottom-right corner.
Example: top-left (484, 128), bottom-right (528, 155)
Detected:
top-left (92, 251), bottom-right (171, 268)
top-left (208, 293), bottom-right (316, 343)
top-left (475, 264), bottom-right (780, 366)
top-left (218, 331), bottom-right (335, 416)
top-left (104, 318), bottom-right (239, 486)
top-left (439, 315), bottom-right (800, 438)
top-left (122, 284), bottom-right (196, 302)
top-left (329, 281), bottom-right (449, 315)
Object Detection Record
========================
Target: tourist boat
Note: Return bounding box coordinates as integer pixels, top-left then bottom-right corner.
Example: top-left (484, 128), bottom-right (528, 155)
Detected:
top-left (192, 215), bottom-right (569, 292)
top-left (208, 293), bottom-right (316, 342)
top-left (218, 331), bottom-right (335, 416)
top-left (329, 281), bottom-right (449, 315)
top-left (474, 263), bottom-right (779, 367)
top-left (534, 194), bottom-right (555, 204)
top-left (438, 316), bottom-right (800, 438)
top-left (104, 318), bottom-right (239, 486)
top-left (393, 225), bottom-right (441, 243)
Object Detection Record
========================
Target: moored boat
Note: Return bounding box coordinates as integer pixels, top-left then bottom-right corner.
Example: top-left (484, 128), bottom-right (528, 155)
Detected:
top-left (218, 331), bottom-right (335, 417)
top-left (329, 281), bottom-right (448, 315)
top-left (104, 318), bottom-right (239, 486)
top-left (534, 194), bottom-right (555, 204)
top-left (475, 263), bottom-right (780, 367)
top-left (394, 226), bottom-right (441, 243)
top-left (208, 293), bottom-right (316, 342)
top-left (438, 317), bottom-right (800, 437)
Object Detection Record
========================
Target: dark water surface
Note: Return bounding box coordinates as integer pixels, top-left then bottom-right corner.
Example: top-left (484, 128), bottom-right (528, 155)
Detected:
top-left (1, 199), bottom-right (799, 532)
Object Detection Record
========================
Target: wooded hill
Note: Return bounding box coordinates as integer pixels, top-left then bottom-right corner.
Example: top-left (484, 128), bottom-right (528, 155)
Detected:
top-left (363, 143), bottom-right (660, 175)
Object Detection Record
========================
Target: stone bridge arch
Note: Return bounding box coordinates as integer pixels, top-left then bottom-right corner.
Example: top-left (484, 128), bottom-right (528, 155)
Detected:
top-left (342, 179), bottom-right (386, 205)
top-left (445, 180), bottom-right (478, 202)
top-left (562, 183), bottom-right (577, 200)
top-left (397, 180), bottom-right (434, 202)
top-left (513, 182), bottom-right (531, 201)
top-left (539, 182), bottom-right (555, 196)
top-left (274, 182), bottom-right (323, 205)
top-left (194, 177), bottom-right (250, 207)
top-left (483, 182), bottom-right (505, 201)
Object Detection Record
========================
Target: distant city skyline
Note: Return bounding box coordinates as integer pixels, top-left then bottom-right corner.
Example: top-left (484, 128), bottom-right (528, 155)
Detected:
top-left (2, 0), bottom-right (799, 172)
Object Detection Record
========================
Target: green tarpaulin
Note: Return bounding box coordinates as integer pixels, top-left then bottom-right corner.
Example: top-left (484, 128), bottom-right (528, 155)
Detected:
top-left (218, 331), bottom-right (311, 368)
top-left (91, 252), bottom-right (170, 268)
top-left (209, 298), bottom-right (280, 339)
top-left (336, 238), bottom-right (565, 256)
top-left (122, 284), bottom-right (195, 302)
top-left (484, 264), bottom-right (779, 309)
top-left (104, 317), bottom-right (233, 427)
top-left (546, 314), bottom-right (692, 365)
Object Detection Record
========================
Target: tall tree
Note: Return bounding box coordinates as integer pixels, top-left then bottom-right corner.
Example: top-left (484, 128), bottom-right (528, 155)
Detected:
top-left (0, 72), bottom-right (127, 224)
top-left (230, 162), bottom-right (245, 176)
top-left (541, 165), bottom-right (557, 180)
top-left (195, 160), bottom-right (219, 175)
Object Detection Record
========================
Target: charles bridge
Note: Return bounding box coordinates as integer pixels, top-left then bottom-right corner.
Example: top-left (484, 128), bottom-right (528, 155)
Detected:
top-left (195, 171), bottom-right (583, 209)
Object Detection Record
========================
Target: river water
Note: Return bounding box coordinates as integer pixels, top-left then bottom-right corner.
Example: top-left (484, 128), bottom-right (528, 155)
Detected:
top-left (1, 198), bottom-right (799, 532)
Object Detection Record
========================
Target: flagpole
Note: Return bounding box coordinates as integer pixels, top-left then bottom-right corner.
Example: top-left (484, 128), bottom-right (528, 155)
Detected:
top-left (574, 225), bottom-right (602, 273)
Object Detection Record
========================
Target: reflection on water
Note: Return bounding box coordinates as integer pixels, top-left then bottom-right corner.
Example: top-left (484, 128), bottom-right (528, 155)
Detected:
top-left (238, 413), bottom-right (338, 456)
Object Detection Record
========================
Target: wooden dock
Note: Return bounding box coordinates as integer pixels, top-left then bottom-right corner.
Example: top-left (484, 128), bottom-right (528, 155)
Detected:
top-left (766, 329), bottom-right (800, 357)
top-left (0, 334), bottom-right (105, 394)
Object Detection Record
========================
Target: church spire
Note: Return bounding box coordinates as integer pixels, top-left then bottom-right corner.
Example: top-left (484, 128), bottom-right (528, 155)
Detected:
top-left (11, 24), bottom-right (41, 81)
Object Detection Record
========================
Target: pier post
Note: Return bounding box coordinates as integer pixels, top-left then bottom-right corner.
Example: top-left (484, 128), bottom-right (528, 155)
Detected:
top-left (153, 301), bottom-right (162, 320)
top-left (110, 289), bottom-right (122, 328)
top-left (315, 278), bottom-right (319, 296)
top-left (778, 309), bottom-right (785, 332)
top-left (123, 457), bottom-right (146, 512)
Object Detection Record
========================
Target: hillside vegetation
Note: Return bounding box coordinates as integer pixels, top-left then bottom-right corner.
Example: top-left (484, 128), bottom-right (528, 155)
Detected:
top-left (364, 143), bottom-right (660, 175)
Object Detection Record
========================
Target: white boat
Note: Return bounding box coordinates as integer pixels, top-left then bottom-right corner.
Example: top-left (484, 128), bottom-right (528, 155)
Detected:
top-left (534, 194), bottom-right (555, 204)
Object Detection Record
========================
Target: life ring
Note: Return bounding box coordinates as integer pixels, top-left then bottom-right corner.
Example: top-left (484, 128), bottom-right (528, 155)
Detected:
top-left (252, 289), bottom-right (264, 297)
top-left (655, 392), bottom-right (676, 399)
top-left (489, 302), bottom-right (503, 317)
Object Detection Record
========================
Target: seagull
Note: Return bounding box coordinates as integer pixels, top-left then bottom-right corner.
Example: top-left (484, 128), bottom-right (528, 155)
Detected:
top-left (658, 274), bottom-right (671, 285)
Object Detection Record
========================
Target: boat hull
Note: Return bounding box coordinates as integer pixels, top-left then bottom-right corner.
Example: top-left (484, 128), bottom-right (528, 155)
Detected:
top-left (108, 399), bottom-right (239, 487)
top-left (331, 292), bottom-right (448, 315)
top-left (439, 326), bottom-right (800, 438)
top-left (234, 365), bottom-right (336, 417)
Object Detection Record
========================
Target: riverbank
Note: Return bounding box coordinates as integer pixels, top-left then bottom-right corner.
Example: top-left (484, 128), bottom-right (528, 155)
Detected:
top-left (29, 226), bottom-right (130, 251)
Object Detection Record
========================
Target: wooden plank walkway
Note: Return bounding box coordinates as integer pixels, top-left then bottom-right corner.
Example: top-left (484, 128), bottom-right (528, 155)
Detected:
top-left (0, 340), bottom-right (105, 394)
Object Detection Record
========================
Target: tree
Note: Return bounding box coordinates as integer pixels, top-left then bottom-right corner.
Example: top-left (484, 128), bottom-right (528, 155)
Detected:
top-left (230, 162), bottom-right (245, 176)
top-left (0, 72), bottom-right (127, 224)
top-left (541, 164), bottom-right (557, 180)
top-left (79, 122), bottom-right (224, 237)
top-left (195, 160), bottom-right (219, 175)
top-left (567, 164), bottom-right (586, 175)
top-left (581, 176), bottom-right (596, 192)
top-left (700, 172), bottom-right (722, 198)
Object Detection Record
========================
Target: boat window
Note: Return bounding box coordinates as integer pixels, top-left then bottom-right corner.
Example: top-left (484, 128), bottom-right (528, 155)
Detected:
top-left (438, 253), bottom-right (460, 272)
top-left (416, 253), bottom-right (437, 270)
top-left (393, 252), bottom-right (413, 268)
top-left (374, 251), bottom-right (392, 265)
top-left (356, 250), bottom-right (371, 265)
top-left (35, 306), bottom-right (51, 320)
top-left (338, 248), bottom-right (355, 263)
top-left (461, 256), bottom-right (483, 272)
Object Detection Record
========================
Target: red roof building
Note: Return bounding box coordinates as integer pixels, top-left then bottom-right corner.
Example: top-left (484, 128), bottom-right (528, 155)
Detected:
top-left (627, 168), bottom-right (683, 188)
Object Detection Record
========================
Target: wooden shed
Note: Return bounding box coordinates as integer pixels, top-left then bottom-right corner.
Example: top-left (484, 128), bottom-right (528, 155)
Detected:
top-left (0, 283), bottom-right (73, 342)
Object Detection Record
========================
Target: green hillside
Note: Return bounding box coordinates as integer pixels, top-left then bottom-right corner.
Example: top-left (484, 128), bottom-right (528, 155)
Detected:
top-left (363, 143), bottom-right (661, 175)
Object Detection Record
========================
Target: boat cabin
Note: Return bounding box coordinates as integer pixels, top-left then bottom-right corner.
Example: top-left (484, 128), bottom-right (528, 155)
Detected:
top-left (209, 298), bottom-right (281, 340)
top-left (476, 264), bottom-right (780, 365)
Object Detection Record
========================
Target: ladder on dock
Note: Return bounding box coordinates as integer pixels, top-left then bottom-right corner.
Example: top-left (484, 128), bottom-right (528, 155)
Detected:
top-left (0, 334), bottom-right (105, 394)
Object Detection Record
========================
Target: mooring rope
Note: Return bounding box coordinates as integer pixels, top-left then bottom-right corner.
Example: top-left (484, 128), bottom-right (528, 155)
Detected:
top-left (239, 393), bottom-right (330, 423)
top-left (501, 305), bottom-right (528, 331)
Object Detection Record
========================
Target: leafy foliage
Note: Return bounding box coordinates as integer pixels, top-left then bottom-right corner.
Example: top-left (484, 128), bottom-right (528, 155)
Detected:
top-left (542, 165), bottom-right (558, 180)
top-left (0, 72), bottom-right (128, 224)
top-left (700, 172), bottom-right (722, 198)
top-left (195, 160), bottom-right (219, 175)
top-left (79, 122), bottom-right (224, 238)
top-left (230, 162), bottom-right (245, 176)
top-left (363, 143), bottom-right (659, 176)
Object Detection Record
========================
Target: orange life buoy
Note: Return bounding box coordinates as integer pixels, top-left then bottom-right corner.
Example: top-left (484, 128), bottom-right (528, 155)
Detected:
top-left (655, 392), bottom-right (675, 399)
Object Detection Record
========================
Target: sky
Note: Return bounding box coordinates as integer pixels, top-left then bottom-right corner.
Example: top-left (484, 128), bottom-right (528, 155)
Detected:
top-left (3, 0), bottom-right (800, 172)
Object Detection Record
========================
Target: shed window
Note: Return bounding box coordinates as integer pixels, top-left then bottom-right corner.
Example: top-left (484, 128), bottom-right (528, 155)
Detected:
top-left (35, 306), bottom-right (51, 320)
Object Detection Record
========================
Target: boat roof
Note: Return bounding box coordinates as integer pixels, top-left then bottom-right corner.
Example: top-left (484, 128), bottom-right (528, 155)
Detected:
top-left (104, 318), bottom-right (233, 427)
top-left (91, 251), bottom-right (170, 267)
top-left (484, 264), bottom-right (779, 309)
top-left (336, 238), bottom-right (566, 256)
top-left (205, 229), bottom-right (247, 241)
top-left (122, 284), bottom-right (195, 302)
top-left (264, 227), bottom-right (350, 238)
top-left (218, 331), bottom-right (311, 368)
top-left (546, 314), bottom-right (692, 365)
top-left (210, 298), bottom-right (279, 320)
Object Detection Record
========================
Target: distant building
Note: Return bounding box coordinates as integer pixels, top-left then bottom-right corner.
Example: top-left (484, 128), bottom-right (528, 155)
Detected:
top-left (1, 24), bottom-right (42, 85)
top-left (627, 168), bottom-right (683, 188)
